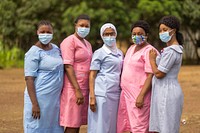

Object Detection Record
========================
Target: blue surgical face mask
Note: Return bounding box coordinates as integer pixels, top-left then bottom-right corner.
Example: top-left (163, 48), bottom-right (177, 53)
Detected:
top-left (132, 35), bottom-right (145, 45)
top-left (102, 36), bottom-right (116, 47)
top-left (77, 27), bottom-right (90, 38)
top-left (159, 30), bottom-right (173, 43)
top-left (38, 33), bottom-right (53, 45)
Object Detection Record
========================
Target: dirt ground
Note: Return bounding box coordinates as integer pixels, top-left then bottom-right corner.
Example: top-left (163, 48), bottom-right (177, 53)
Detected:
top-left (0, 66), bottom-right (200, 133)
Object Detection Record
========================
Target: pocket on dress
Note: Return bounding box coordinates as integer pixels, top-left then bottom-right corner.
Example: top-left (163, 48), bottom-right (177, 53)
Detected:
top-left (94, 76), bottom-right (107, 97)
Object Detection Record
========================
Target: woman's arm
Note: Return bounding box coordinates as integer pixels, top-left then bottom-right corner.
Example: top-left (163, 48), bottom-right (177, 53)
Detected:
top-left (89, 70), bottom-right (98, 112)
top-left (136, 73), bottom-right (153, 109)
top-left (25, 76), bottom-right (40, 119)
top-left (64, 64), bottom-right (84, 105)
top-left (149, 49), bottom-right (166, 79)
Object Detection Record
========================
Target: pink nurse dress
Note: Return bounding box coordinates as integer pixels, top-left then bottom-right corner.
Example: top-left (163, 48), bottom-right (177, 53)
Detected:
top-left (117, 44), bottom-right (156, 133)
top-left (59, 34), bottom-right (92, 127)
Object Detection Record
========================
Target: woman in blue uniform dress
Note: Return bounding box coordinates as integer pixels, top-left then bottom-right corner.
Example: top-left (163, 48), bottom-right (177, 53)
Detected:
top-left (23, 20), bottom-right (64, 133)
top-left (87, 23), bottom-right (123, 133)
top-left (149, 16), bottom-right (184, 133)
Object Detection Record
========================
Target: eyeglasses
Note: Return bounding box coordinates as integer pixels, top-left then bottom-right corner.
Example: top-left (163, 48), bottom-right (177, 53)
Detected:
top-left (103, 32), bottom-right (116, 36)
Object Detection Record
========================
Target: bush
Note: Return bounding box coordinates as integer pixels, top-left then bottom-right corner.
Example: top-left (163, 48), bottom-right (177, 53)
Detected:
top-left (0, 41), bottom-right (24, 69)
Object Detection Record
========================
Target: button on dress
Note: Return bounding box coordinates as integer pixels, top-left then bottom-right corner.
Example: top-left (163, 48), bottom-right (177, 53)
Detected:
top-left (23, 44), bottom-right (64, 133)
top-left (149, 45), bottom-right (184, 133)
top-left (60, 34), bottom-right (92, 127)
top-left (117, 44), bottom-right (156, 133)
top-left (87, 45), bottom-right (123, 133)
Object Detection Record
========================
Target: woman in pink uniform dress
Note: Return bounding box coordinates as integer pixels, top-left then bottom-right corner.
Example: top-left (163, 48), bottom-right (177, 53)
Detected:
top-left (117, 20), bottom-right (158, 133)
top-left (59, 14), bottom-right (92, 133)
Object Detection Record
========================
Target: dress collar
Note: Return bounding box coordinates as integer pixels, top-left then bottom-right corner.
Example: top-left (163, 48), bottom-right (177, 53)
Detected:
top-left (167, 45), bottom-right (183, 54)
top-left (102, 44), bottom-right (121, 56)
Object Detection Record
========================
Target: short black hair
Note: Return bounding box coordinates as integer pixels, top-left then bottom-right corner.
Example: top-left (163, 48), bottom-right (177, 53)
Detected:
top-left (74, 14), bottom-right (90, 24)
top-left (159, 15), bottom-right (180, 31)
top-left (131, 20), bottom-right (150, 34)
top-left (37, 20), bottom-right (53, 29)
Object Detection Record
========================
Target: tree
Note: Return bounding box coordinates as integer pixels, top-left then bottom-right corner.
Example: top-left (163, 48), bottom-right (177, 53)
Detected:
top-left (0, 0), bottom-right (17, 48)
top-left (181, 0), bottom-right (200, 63)
top-left (0, 0), bottom-right (200, 64)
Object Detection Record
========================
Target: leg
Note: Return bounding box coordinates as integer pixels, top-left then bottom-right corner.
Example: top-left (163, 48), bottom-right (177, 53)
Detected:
top-left (76, 128), bottom-right (80, 133)
top-left (64, 127), bottom-right (80, 133)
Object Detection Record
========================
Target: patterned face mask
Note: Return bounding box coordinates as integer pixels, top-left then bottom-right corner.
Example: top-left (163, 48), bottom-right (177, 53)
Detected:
top-left (132, 35), bottom-right (146, 45)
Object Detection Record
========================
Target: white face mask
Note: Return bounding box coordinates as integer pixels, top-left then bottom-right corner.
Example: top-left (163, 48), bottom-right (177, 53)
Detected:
top-left (102, 36), bottom-right (116, 47)
top-left (77, 27), bottom-right (90, 38)
top-left (38, 33), bottom-right (53, 45)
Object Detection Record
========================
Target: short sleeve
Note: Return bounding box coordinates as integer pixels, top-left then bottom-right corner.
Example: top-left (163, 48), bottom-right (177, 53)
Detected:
top-left (158, 49), bottom-right (176, 73)
top-left (90, 50), bottom-right (102, 70)
top-left (24, 47), bottom-right (40, 77)
top-left (60, 37), bottom-right (75, 65)
top-left (143, 48), bottom-right (153, 73)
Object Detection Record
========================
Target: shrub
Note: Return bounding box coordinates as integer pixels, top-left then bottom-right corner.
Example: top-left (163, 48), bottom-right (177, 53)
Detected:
top-left (0, 41), bottom-right (24, 69)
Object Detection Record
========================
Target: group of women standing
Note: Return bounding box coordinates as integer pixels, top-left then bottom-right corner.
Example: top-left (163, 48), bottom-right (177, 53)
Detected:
top-left (23, 14), bottom-right (184, 133)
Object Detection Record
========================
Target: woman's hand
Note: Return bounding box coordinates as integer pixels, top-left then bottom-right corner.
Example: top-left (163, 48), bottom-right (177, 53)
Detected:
top-left (90, 96), bottom-right (96, 112)
top-left (25, 76), bottom-right (40, 119)
top-left (136, 94), bottom-right (144, 109)
top-left (75, 89), bottom-right (84, 105)
top-left (32, 104), bottom-right (40, 119)
top-left (149, 49), bottom-right (157, 61)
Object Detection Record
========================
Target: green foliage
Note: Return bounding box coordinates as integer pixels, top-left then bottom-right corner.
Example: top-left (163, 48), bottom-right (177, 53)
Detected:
top-left (0, 0), bottom-right (17, 48)
top-left (0, 41), bottom-right (24, 68)
top-left (181, 0), bottom-right (200, 31)
top-left (0, 0), bottom-right (185, 49)
top-left (0, 0), bottom-right (200, 65)
top-left (137, 0), bottom-right (181, 18)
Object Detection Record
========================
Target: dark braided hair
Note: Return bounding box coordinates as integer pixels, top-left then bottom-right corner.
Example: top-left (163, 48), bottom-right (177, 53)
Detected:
top-left (37, 20), bottom-right (53, 29)
top-left (159, 16), bottom-right (184, 45)
top-left (74, 14), bottom-right (90, 24)
top-left (131, 20), bottom-right (150, 35)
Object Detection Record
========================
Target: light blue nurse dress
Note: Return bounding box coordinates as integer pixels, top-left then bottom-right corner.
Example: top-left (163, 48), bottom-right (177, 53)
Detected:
top-left (23, 44), bottom-right (64, 133)
top-left (87, 45), bottom-right (123, 133)
top-left (149, 45), bottom-right (184, 133)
